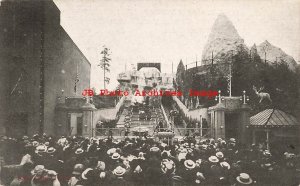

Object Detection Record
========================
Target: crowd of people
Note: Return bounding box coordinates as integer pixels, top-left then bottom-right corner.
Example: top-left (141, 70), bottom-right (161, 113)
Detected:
top-left (0, 133), bottom-right (300, 186)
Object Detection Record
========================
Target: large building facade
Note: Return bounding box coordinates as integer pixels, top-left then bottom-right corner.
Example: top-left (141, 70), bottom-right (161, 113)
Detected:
top-left (0, 0), bottom-right (91, 137)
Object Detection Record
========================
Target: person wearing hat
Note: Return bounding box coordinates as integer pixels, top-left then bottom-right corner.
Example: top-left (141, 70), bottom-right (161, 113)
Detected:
top-left (107, 152), bottom-right (125, 171)
top-left (68, 164), bottom-right (85, 186)
top-left (159, 159), bottom-right (176, 185)
top-left (31, 165), bottom-right (49, 186)
top-left (43, 170), bottom-right (61, 186)
top-left (179, 159), bottom-right (197, 185)
top-left (110, 166), bottom-right (128, 185)
top-left (216, 151), bottom-right (224, 162)
top-left (33, 145), bottom-right (47, 165)
top-left (78, 168), bottom-right (98, 186)
top-left (207, 156), bottom-right (224, 185)
top-left (127, 164), bottom-right (145, 186)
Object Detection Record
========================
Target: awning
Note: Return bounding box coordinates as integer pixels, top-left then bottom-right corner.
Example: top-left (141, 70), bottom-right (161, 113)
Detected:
top-left (250, 109), bottom-right (299, 128)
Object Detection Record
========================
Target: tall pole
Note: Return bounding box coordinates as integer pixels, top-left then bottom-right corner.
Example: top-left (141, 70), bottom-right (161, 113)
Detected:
top-left (264, 51), bottom-right (267, 65)
top-left (228, 65), bottom-right (232, 97)
top-left (211, 52), bottom-right (214, 65)
top-left (103, 52), bottom-right (106, 90)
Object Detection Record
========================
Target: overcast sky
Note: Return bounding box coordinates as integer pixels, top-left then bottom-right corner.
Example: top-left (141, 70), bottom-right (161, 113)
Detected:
top-left (53, 0), bottom-right (300, 90)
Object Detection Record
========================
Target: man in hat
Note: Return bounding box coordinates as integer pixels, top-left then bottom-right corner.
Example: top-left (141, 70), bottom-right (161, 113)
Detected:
top-left (127, 165), bottom-right (145, 185)
top-left (179, 159), bottom-right (197, 185)
top-left (110, 166), bottom-right (129, 186)
top-left (159, 159), bottom-right (176, 185)
top-left (68, 164), bottom-right (85, 186)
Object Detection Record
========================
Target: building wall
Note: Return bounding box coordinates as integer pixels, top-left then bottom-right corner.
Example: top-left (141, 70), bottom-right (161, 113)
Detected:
top-left (0, 0), bottom-right (91, 136)
top-left (43, 1), bottom-right (90, 135)
top-left (0, 0), bottom-right (44, 136)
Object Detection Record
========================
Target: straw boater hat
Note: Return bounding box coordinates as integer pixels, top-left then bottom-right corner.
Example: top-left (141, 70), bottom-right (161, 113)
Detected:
top-left (46, 147), bottom-right (56, 154)
top-left (263, 150), bottom-right (271, 157)
top-left (75, 148), bottom-right (84, 155)
top-left (111, 153), bottom-right (121, 160)
top-left (208, 156), bottom-right (219, 163)
top-left (72, 164), bottom-right (84, 175)
top-left (184, 160), bottom-right (196, 170)
top-left (35, 145), bottom-right (47, 154)
top-left (229, 138), bottom-right (236, 143)
top-left (113, 166), bottom-right (126, 177)
top-left (31, 165), bottom-right (46, 175)
top-left (81, 168), bottom-right (94, 180)
top-left (216, 152), bottom-right (224, 159)
top-left (107, 148), bottom-right (116, 155)
top-left (150, 146), bottom-right (160, 152)
top-left (161, 159), bottom-right (176, 174)
top-left (220, 161), bottom-right (231, 170)
top-left (236, 173), bottom-right (253, 185)
top-left (47, 170), bottom-right (57, 177)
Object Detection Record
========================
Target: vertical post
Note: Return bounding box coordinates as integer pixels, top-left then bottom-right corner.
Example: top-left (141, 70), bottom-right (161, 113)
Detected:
top-left (39, 2), bottom-right (45, 135)
top-left (252, 130), bottom-right (256, 144)
top-left (265, 52), bottom-right (267, 65)
top-left (218, 90), bottom-right (222, 104)
top-left (266, 130), bottom-right (270, 150)
top-left (200, 122), bottom-right (203, 137)
top-left (243, 90), bottom-right (246, 104)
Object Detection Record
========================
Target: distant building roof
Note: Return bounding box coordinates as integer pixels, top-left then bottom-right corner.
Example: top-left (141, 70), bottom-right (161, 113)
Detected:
top-left (250, 109), bottom-right (299, 128)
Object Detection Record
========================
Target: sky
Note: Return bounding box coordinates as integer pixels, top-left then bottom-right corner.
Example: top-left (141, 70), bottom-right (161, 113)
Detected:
top-left (53, 0), bottom-right (300, 90)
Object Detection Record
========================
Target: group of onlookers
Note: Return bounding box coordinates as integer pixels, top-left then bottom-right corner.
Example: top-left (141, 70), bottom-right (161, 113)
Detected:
top-left (0, 134), bottom-right (299, 186)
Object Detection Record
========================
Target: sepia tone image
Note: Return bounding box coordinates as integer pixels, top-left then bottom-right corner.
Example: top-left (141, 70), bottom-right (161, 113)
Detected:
top-left (0, 0), bottom-right (300, 185)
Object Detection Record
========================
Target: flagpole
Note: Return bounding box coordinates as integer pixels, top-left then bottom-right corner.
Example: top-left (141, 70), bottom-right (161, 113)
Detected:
top-left (10, 73), bottom-right (23, 95)
top-left (76, 62), bottom-right (78, 94)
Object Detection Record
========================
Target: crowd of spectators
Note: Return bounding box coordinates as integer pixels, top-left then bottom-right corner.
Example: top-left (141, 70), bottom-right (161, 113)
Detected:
top-left (0, 133), bottom-right (300, 186)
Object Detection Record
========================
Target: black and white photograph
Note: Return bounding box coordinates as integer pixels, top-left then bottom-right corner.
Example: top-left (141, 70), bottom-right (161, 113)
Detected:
top-left (0, 0), bottom-right (300, 185)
